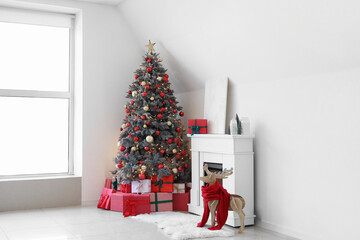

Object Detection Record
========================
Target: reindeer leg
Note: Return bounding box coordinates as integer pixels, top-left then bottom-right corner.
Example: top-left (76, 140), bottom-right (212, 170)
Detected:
top-left (208, 200), bottom-right (219, 228)
top-left (230, 198), bottom-right (245, 233)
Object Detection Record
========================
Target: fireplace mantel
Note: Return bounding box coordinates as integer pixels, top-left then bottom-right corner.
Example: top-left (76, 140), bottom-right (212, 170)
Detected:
top-left (187, 134), bottom-right (255, 227)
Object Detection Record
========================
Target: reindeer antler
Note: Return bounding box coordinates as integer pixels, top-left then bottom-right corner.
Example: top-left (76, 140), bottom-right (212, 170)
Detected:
top-left (203, 164), bottom-right (212, 176)
top-left (213, 167), bottom-right (233, 179)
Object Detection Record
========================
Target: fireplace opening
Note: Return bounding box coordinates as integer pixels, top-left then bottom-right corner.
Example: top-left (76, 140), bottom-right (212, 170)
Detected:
top-left (203, 162), bottom-right (223, 186)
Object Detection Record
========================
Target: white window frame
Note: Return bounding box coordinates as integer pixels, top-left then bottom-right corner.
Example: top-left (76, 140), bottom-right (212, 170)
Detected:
top-left (0, 7), bottom-right (76, 179)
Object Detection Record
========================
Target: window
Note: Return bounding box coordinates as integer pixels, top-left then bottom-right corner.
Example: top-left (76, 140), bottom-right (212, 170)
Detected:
top-left (0, 7), bottom-right (75, 177)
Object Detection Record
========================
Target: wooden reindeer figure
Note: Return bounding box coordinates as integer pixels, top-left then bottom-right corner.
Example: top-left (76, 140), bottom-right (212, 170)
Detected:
top-left (197, 164), bottom-right (246, 233)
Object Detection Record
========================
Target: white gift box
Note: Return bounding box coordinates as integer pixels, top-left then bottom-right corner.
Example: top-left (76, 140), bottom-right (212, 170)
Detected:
top-left (131, 179), bottom-right (151, 194)
top-left (173, 183), bottom-right (185, 193)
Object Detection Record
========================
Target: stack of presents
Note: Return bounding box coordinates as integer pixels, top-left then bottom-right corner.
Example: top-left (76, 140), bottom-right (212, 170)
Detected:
top-left (97, 175), bottom-right (191, 217)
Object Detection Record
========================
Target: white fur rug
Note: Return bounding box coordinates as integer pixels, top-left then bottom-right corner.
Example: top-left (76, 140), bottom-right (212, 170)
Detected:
top-left (132, 212), bottom-right (235, 240)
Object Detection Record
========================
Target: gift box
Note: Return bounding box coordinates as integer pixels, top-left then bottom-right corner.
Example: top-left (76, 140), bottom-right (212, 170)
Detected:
top-left (131, 179), bottom-right (151, 194)
top-left (97, 187), bottom-right (116, 210)
top-left (123, 194), bottom-right (150, 217)
top-left (110, 192), bottom-right (132, 212)
top-left (149, 192), bottom-right (173, 212)
top-left (185, 182), bottom-right (192, 192)
top-left (104, 178), bottom-right (112, 189)
top-left (173, 183), bottom-right (185, 193)
top-left (151, 175), bottom-right (174, 193)
top-left (120, 183), bottom-right (131, 193)
top-left (188, 119), bottom-right (207, 136)
top-left (173, 192), bottom-right (190, 211)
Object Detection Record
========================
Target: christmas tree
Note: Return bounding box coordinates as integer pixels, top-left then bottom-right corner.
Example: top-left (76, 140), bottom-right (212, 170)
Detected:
top-left (113, 41), bottom-right (191, 184)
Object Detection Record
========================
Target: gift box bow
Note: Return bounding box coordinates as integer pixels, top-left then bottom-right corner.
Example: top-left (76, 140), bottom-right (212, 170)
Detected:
top-left (188, 119), bottom-right (207, 136)
top-left (173, 184), bottom-right (185, 192)
top-left (150, 193), bottom-right (173, 212)
top-left (154, 179), bottom-right (173, 191)
top-left (124, 195), bottom-right (150, 217)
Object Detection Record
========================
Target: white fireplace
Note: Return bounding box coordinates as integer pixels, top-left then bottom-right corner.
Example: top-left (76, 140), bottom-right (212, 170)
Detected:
top-left (187, 134), bottom-right (255, 227)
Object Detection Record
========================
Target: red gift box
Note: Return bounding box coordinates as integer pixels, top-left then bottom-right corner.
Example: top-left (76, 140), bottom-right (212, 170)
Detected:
top-left (120, 183), bottom-right (131, 193)
top-left (110, 192), bottom-right (133, 212)
top-left (188, 119), bottom-right (207, 136)
top-left (151, 175), bottom-right (174, 193)
top-left (149, 192), bottom-right (173, 212)
top-left (97, 187), bottom-right (115, 210)
top-left (173, 192), bottom-right (190, 211)
top-left (123, 194), bottom-right (150, 217)
top-left (104, 178), bottom-right (112, 189)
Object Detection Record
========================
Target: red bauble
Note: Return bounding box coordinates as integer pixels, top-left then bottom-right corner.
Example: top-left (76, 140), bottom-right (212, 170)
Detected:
top-left (158, 163), bottom-right (164, 169)
top-left (142, 92), bottom-right (147, 97)
top-left (120, 146), bottom-right (126, 152)
top-left (155, 85), bottom-right (159, 89)
top-left (147, 59), bottom-right (151, 63)
top-left (163, 77), bottom-right (168, 82)
top-left (145, 57), bottom-right (149, 60)
top-left (128, 134), bottom-right (132, 138)
top-left (125, 116), bottom-right (128, 120)
top-left (177, 142), bottom-right (182, 146)
top-left (125, 109), bottom-right (130, 113)
top-left (154, 106), bottom-right (158, 110)
top-left (160, 149), bottom-right (165, 154)
top-left (147, 67), bottom-right (152, 72)
top-left (125, 153), bottom-right (130, 156)
top-left (135, 74), bottom-right (139, 79)
top-left (147, 121), bottom-right (151, 125)
top-left (173, 109), bottom-right (177, 114)
top-left (169, 100), bottom-right (173, 104)
top-left (168, 139), bottom-right (173, 144)
top-left (132, 109), bottom-right (135, 112)
top-left (179, 112), bottom-right (184, 117)
top-left (160, 92), bottom-right (165, 97)
top-left (117, 163), bottom-right (123, 168)
top-left (161, 108), bottom-right (165, 112)
top-left (168, 89), bottom-right (171, 93)
top-left (144, 146), bottom-right (150, 151)
top-left (145, 85), bottom-right (150, 90)
top-left (174, 138), bottom-right (179, 143)
top-left (175, 154), bottom-right (181, 159)
top-left (134, 126), bottom-right (140, 131)
top-left (120, 128), bottom-right (123, 131)
top-left (130, 100), bottom-right (134, 105)
top-left (155, 130), bottom-right (160, 136)
top-left (184, 163), bottom-right (189, 168)
top-left (128, 90), bottom-right (131, 94)
top-left (178, 166), bottom-right (182, 171)
top-left (141, 115), bottom-right (146, 120)
top-left (164, 74), bottom-right (169, 78)
top-left (138, 173), bottom-right (145, 180)
top-left (157, 114), bottom-right (163, 119)
top-left (134, 137), bottom-right (139, 142)
top-left (181, 150), bottom-right (186, 156)
top-left (126, 122), bottom-right (131, 127)
top-left (162, 101), bottom-right (166, 105)
top-left (139, 160), bottom-right (143, 165)
top-left (176, 127), bottom-right (180, 132)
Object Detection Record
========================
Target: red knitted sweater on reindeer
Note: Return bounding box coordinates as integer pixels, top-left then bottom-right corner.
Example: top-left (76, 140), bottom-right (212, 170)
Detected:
top-left (197, 180), bottom-right (230, 230)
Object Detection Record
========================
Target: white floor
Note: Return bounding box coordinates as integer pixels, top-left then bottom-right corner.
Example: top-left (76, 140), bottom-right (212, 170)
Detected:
top-left (0, 206), bottom-right (297, 240)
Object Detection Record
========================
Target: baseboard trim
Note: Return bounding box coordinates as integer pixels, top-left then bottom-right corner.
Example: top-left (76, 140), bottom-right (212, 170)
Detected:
top-left (256, 219), bottom-right (322, 240)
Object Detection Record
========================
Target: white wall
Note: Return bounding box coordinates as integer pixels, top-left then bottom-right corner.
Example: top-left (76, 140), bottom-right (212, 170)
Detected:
top-left (118, 1), bottom-right (360, 239)
top-left (0, 0), bottom-right (140, 207)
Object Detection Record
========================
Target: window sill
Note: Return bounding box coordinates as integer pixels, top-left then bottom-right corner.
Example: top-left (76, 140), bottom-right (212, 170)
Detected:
top-left (0, 174), bottom-right (81, 182)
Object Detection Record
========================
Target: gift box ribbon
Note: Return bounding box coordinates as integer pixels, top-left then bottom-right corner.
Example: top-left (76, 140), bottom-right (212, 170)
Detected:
top-left (136, 181), bottom-right (144, 194)
top-left (150, 193), bottom-right (173, 212)
top-left (124, 195), bottom-right (150, 217)
top-left (188, 119), bottom-right (207, 136)
top-left (173, 184), bottom-right (185, 192)
top-left (154, 180), bottom-right (173, 191)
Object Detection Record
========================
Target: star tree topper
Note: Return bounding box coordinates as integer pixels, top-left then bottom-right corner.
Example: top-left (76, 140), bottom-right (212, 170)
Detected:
top-left (146, 40), bottom-right (156, 52)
